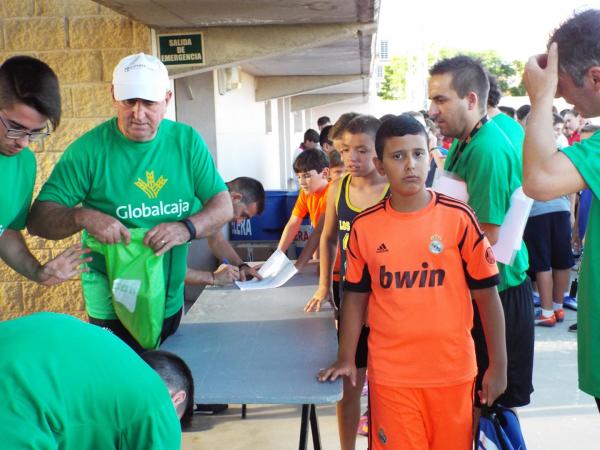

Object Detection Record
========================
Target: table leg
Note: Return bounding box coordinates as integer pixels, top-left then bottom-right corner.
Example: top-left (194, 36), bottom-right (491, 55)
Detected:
top-left (298, 404), bottom-right (309, 450)
top-left (241, 404), bottom-right (247, 419)
top-left (309, 404), bottom-right (321, 450)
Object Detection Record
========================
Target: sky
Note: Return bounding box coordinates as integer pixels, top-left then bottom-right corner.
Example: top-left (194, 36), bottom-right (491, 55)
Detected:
top-left (378, 0), bottom-right (600, 62)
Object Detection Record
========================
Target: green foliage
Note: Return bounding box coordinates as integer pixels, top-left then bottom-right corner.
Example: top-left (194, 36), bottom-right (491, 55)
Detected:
top-left (377, 56), bottom-right (406, 100)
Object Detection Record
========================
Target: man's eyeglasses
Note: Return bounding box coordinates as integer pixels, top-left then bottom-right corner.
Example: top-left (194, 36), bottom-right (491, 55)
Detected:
top-left (0, 113), bottom-right (50, 142)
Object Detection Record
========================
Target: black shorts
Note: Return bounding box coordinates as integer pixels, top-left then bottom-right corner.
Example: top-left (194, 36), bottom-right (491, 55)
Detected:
top-left (89, 308), bottom-right (183, 355)
top-left (473, 280), bottom-right (534, 408)
top-left (523, 211), bottom-right (574, 273)
top-left (337, 281), bottom-right (369, 369)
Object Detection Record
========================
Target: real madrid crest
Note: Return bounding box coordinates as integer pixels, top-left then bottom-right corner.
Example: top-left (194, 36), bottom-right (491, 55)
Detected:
top-left (429, 234), bottom-right (443, 254)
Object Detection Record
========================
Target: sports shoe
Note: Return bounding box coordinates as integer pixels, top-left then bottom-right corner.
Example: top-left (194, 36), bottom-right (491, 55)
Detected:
top-left (361, 381), bottom-right (369, 397)
top-left (534, 309), bottom-right (556, 327)
top-left (554, 308), bottom-right (565, 322)
top-left (357, 410), bottom-right (369, 436)
top-left (563, 295), bottom-right (578, 311)
top-left (568, 323), bottom-right (578, 333)
top-left (532, 293), bottom-right (541, 308)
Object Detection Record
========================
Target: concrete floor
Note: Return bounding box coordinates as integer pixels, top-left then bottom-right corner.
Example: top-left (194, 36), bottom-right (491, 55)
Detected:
top-left (182, 311), bottom-right (599, 450)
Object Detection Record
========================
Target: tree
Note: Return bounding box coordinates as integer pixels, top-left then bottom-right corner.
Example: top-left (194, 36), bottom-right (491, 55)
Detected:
top-left (377, 57), bottom-right (405, 100)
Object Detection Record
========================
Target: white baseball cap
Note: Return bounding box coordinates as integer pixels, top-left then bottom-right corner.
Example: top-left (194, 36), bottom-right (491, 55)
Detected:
top-left (112, 53), bottom-right (170, 102)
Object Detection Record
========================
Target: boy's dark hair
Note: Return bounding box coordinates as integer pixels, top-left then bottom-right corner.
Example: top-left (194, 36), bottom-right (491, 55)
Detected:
top-left (293, 149), bottom-right (329, 174)
top-left (379, 113), bottom-right (396, 123)
top-left (375, 114), bottom-right (428, 160)
top-left (227, 176), bottom-right (266, 214)
top-left (429, 55), bottom-right (489, 115)
top-left (487, 72), bottom-right (502, 108)
top-left (0, 55), bottom-right (61, 129)
top-left (141, 350), bottom-right (195, 427)
top-left (330, 112), bottom-right (359, 140)
top-left (319, 125), bottom-right (333, 147)
top-left (561, 108), bottom-right (580, 118)
top-left (498, 106), bottom-right (516, 118)
top-left (317, 116), bottom-right (331, 127)
top-left (516, 104), bottom-right (530, 121)
top-left (303, 128), bottom-right (319, 143)
top-left (328, 149), bottom-right (344, 168)
top-left (552, 112), bottom-right (564, 126)
top-left (345, 114), bottom-right (381, 141)
top-left (549, 9), bottom-right (600, 87)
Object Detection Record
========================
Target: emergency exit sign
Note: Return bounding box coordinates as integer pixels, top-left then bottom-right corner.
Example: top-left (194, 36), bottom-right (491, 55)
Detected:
top-left (158, 33), bottom-right (204, 66)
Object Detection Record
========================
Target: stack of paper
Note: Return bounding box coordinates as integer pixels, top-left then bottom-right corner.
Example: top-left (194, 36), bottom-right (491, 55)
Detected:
top-left (235, 250), bottom-right (298, 291)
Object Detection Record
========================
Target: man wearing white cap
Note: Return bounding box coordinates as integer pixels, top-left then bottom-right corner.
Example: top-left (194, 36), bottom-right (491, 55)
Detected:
top-left (28, 53), bottom-right (233, 353)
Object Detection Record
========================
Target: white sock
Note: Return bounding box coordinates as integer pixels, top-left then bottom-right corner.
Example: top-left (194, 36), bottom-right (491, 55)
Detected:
top-left (553, 302), bottom-right (563, 311)
top-left (541, 308), bottom-right (554, 318)
top-left (533, 290), bottom-right (540, 296)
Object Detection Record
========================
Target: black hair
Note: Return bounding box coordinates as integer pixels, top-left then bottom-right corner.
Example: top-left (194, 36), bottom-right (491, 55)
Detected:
top-left (303, 128), bottom-right (319, 143)
top-left (317, 116), bottom-right (331, 127)
top-left (344, 114), bottom-right (381, 141)
top-left (429, 55), bottom-right (489, 115)
top-left (552, 112), bottom-right (564, 126)
top-left (227, 176), bottom-right (266, 215)
top-left (330, 112), bottom-right (360, 140)
top-left (549, 9), bottom-right (600, 87)
top-left (516, 104), bottom-right (531, 121)
top-left (561, 108), bottom-right (580, 118)
top-left (375, 114), bottom-right (429, 160)
top-left (379, 113), bottom-right (396, 123)
top-left (328, 149), bottom-right (344, 168)
top-left (498, 106), bottom-right (516, 119)
top-left (0, 55), bottom-right (61, 129)
top-left (141, 350), bottom-right (195, 427)
top-left (293, 149), bottom-right (329, 174)
top-left (487, 72), bottom-right (502, 108)
top-left (319, 125), bottom-right (333, 147)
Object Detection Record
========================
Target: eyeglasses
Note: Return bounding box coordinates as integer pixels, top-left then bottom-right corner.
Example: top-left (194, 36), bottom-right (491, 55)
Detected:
top-left (118, 98), bottom-right (164, 112)
top-left (0, 113), bottom-right (50, 142)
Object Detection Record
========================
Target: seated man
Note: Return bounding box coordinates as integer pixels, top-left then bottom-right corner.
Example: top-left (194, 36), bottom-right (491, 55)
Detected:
top-left (0, 312), bottom-right (194, 449)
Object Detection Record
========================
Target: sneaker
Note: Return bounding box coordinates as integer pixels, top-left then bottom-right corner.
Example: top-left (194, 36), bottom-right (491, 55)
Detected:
top-left (534, 309), bottom-right (556, 327)
top-left (554, 308), bottom-right (565, 323)
top-left (568, 323), bottom-right (578, 333)
top-left (532, 293), bottom-right (541, 307)
top-left (357, 410), bottom-right (369, 436)
top-left (563, 295), bottom-right (578, 311)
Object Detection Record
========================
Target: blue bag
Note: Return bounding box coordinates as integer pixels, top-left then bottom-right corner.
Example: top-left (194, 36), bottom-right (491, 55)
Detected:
top-left (477, 405), bottom-right (527, 450)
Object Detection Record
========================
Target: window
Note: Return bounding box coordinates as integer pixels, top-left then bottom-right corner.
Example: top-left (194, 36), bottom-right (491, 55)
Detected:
top-left (376, 65), bottom-right (384, 78)
top-left (380, 40), bottom-right (389, 60)
top-left (264, 100), bottom-right (272, 133)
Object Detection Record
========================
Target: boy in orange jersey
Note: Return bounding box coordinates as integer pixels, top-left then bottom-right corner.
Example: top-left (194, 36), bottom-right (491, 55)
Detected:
top-left (277, 149), bottom-right (329, 270)
top-left (318, 114), bottom-right (507, 450)
top-left (306, 114), bottom-right (388, 450)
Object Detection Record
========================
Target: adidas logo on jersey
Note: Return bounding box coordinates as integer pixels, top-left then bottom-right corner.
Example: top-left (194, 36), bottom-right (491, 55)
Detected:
top-left (376, 243), bottom-right (388, 253)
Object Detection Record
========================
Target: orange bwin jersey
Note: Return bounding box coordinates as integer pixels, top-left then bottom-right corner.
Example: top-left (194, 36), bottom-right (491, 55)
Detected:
top-left (344, 192), bottom-right (500, 387)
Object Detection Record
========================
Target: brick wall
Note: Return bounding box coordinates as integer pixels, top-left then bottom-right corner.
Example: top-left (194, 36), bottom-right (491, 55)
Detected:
top-left (0, 0), bottom-right (151, 320)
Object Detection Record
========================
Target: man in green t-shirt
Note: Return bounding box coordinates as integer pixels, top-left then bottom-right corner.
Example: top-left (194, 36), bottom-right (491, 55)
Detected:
top-left (0, 56), bottom-right (90, 285)
top-left (0, 312), bottom-right (193, 449)
top-left (27, 53), bottom-right (233, 353)
top-left (428, 56), bottom-right (534, 413)
top-left (523, 8), bottom-right (600, 411)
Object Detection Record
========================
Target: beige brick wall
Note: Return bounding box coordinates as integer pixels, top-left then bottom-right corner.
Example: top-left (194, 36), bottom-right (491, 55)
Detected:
top-left (0, 0), bottom-right (151, 320)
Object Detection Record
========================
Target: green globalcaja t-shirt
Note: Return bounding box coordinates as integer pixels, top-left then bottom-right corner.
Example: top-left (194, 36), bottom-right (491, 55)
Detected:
top-left (37, 118), bottom-right (227, 319)
top-left (492, 112), bottom-right (524, 151)
top-left (444, 119), bottom-right (528, 292)
top-left (0, 312), bottom-right (181, 450)
top-left (0, 148), bottom-right (36, 237)
top-left (562, 131), bottom-right (600, 397)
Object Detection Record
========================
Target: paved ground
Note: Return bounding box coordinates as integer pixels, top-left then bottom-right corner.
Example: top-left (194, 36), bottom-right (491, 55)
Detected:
top-left (181, 307), bottom-right (599, 449)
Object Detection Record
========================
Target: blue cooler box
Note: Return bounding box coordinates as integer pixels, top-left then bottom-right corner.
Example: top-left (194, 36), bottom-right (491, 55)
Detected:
top-left (230, 190), bottom-right (288, 241)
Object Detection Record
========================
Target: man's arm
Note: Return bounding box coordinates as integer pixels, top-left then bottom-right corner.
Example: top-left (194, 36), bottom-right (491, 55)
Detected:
top-left (207, 232), bottom-right (261, 281)
top-left (472, 286), bottom-right (507, 405)
top-left (295, 215), bottom-right (325, 271)
top-left (276, 215), bottom-right (303, 254)
top-left (317, 291), bottom-right (369, 386)
top-left (523, 43), bottom-right (587, 199)
top-left (0, 229), bottom-right (91, 285)
top-left (479, 223), bottom-right (500, 246)
top-left (144, 190), bottom-right (233, 256)
top-left (185, 264), bottom-right (240, 286)
top-left (305, 178), bottom-right (340, 312)
top-left (28, 201), bottom-right (131, 243)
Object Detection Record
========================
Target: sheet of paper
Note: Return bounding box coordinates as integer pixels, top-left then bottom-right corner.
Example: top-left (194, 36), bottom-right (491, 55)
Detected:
top-left (235, 250), bottom-right (298, 291)
top-left (492, 187), bottom-right (533, 265)
top-left (432, 171), bottom-right (469, 202)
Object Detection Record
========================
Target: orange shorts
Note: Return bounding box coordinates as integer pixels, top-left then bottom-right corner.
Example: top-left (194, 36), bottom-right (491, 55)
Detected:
top-left (368, 380), bottom-right (474, 450)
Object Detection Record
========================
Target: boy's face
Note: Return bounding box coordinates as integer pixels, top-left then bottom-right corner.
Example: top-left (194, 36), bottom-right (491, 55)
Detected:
top-left (329, 165), bottom-right (346, 182)
top-left (553, 122), bottom-right (564, 140)
top-left (374, 133), bottom-right (429, 197)
top-left (296, 169), bottom-right (328, 194)
top-left (339, 132), bottom-right (377, 177)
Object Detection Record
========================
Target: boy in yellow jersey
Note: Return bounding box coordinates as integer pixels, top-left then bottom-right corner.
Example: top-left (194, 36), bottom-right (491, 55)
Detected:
top-left (306, 114), bottom-right (388, 450)
top-left (318, 114), bottom-right (507, 450)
